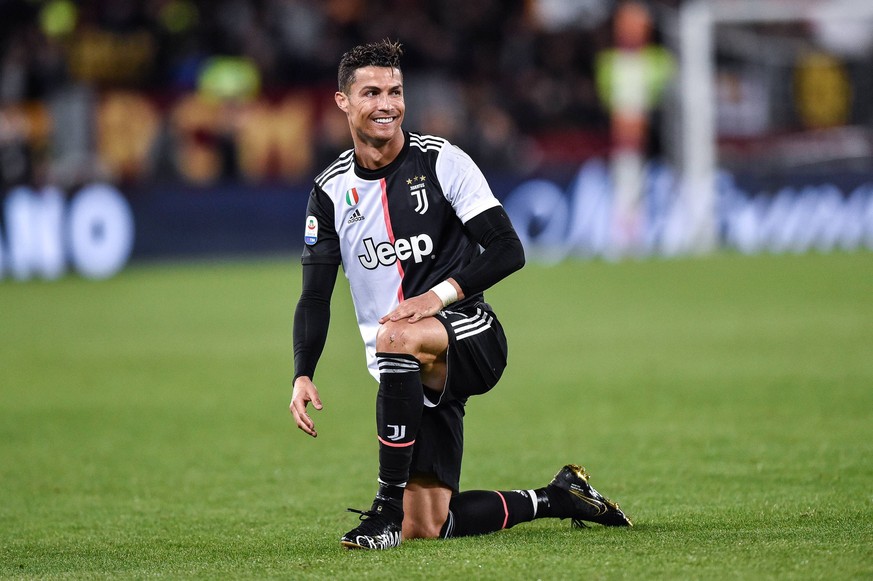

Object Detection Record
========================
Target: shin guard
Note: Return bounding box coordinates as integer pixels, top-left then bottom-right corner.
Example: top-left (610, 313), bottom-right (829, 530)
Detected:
top-left (375, 352), bottom-right (422, 487)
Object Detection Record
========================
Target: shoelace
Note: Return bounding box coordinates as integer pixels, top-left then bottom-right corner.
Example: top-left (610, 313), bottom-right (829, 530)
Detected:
top-left (347, 507), bottom-right (378, 519)
top-left (345, 508), bottom-right (397, 535)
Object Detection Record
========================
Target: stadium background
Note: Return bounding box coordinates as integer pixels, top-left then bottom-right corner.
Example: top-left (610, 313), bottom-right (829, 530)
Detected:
top-left (2, 0), bottom-right (871, 275)
top-left (2, 2), bottom-right (872, 578)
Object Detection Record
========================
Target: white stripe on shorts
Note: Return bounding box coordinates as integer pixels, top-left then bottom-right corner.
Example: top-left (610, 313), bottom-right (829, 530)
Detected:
top-left (449, 308), bottom-right (493, 340)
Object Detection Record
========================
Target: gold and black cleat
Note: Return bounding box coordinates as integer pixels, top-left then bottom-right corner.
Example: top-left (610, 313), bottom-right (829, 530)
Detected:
top-left (548, 464), bottom-right (632, 527)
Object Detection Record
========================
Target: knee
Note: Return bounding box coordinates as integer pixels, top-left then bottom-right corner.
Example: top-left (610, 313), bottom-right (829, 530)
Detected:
top-left (376, 320), bottom-right (419, 355)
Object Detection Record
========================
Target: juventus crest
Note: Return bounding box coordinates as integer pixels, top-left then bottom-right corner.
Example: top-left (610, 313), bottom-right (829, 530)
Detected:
top-left (407, 175), bottom-right (429, 214)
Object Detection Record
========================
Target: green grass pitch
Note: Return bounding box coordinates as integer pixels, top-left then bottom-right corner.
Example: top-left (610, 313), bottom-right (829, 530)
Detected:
top-left (1, 252), bottom-right (871, 579)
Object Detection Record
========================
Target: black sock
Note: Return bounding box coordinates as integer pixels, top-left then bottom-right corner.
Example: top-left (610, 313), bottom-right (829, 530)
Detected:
top-left (375, 352), bottom-right (422, 487)
top-left (530, 485), bottom-right (575, 519)
top-left (440, 490), bottom-right (539, 538)
top-left (371, 483), bottom-right (405, 520)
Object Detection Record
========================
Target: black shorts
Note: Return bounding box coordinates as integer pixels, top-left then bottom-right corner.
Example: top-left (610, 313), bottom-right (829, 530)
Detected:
top-left (410, 303), bottom-right (508, 492)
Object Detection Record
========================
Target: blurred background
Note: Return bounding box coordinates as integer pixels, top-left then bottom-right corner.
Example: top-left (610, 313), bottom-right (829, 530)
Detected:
top-left (1, 0), bottom-right (872, 280)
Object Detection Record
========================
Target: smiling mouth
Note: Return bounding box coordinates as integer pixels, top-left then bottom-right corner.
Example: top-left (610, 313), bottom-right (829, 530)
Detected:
top-left (373, 117), bottom-right (396, 124)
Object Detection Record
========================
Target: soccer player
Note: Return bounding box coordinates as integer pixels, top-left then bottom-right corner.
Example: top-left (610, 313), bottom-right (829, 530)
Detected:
top-left (289, 39), bottom-right (631, 550)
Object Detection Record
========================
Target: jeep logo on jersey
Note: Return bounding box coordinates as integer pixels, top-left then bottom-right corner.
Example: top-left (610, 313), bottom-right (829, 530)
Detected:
top-left (358, 234), bottom-right (434, 269)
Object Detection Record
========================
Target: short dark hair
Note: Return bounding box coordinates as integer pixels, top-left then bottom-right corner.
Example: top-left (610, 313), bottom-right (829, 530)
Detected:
top-left (337, 39), bottom-right (404, 93)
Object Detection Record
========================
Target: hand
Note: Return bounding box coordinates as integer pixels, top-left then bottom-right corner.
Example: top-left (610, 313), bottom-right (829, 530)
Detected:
top-left (289, 376), bottom-right (323, 438)
top-left (379, 290), bottom-right (444, 324)
top-left (380, 279), bottom-right (464, 324)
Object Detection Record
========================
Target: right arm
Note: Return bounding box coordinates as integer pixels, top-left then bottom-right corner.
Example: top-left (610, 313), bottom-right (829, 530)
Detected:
top-left (290, 261), bottom-right (338, 438)
top-left (290, 184), bottom-right (341, 438)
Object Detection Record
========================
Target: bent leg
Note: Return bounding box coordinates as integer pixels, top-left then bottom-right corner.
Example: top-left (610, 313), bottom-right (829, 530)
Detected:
top-left (443, 466), bottom-right (633, 539)
top-left (404, 477), bottom-right (627, 540)
top-left (402, 480), bottom-right (542, 540)
top-left (362, 318), bottom-right (451, 526)
top-left (372, 319), bottom-right (449, 495)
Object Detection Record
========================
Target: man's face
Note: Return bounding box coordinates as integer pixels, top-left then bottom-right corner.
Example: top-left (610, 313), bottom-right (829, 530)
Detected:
top-left (335, 66), bottom-right (405, 147)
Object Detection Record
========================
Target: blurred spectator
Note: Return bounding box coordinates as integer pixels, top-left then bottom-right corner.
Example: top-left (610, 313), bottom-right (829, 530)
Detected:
top-left (595, 0), bottom-right (674, 255)
top-left (0, 0), bottom-right (628, 187)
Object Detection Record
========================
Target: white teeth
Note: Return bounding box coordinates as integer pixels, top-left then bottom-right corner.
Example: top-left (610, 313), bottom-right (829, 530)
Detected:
top-left (374, 118), bottom-right (394, 124)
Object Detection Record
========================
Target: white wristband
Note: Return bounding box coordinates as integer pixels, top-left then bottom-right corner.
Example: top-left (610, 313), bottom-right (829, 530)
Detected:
top-left (430, 281), bottom-right (458, 308)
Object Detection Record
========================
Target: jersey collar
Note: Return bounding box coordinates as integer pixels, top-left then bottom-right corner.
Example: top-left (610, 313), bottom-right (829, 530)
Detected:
top-left (353, 130), bottom-right (411, 181)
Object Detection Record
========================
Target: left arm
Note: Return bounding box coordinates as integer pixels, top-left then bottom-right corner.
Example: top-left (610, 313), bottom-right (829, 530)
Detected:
top-left (452, 205), bottom-right (525, 297)
top-left (380, 206), bottom-right (524, 323)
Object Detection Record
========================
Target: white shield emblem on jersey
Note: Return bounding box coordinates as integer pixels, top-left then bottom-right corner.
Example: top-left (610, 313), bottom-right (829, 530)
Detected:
top-left (304, 215), bottom-right (318, 245)
top-left (411, 187), bottom-right (429, 214)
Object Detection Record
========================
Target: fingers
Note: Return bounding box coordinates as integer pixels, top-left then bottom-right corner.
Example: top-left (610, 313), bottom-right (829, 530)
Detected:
top-left (379, 294), bottom-right (442, 324)
top-left (379, 305), bottom-right (411, 324)
top-left (290, 400), bottom-right (317, 437)
top-left (408, 310), bottom-right (427, 323)
top-left (290, 382), bottom-right (322, 438)
top-left (380, 310), bottom-right (419, 324)
top-left (305, 389), bottom-right (323, 410)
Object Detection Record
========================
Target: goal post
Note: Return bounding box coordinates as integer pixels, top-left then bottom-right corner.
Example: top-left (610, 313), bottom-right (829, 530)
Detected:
top-left (671, 0), bottom-right (873, 253)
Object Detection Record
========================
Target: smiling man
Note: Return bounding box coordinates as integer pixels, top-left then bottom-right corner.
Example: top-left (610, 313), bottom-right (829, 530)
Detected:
top-left (289, 39), bottom-right (631, 550)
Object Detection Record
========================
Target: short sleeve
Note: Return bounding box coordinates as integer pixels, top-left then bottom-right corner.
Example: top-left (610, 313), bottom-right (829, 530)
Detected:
top-left (301, 186), bottom-right (341, 265)
top-left (435, 144), bottom-right (501, 224)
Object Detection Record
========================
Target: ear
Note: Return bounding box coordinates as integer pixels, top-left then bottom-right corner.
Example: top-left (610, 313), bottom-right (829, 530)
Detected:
top-left (335, 91), bottom-right (349, 113)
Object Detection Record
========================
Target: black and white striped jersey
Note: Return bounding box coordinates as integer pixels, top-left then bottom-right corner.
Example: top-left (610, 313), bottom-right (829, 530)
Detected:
top-left (301, 131), bottom-right (502, 379)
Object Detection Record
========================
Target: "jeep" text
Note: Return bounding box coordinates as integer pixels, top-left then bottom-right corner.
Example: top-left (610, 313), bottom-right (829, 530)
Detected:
top-left (358, 235), bottom-right (434, 269)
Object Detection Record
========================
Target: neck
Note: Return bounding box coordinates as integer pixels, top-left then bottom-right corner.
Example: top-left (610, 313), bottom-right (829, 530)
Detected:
top-left (353, 131), bottom-right (405, 170)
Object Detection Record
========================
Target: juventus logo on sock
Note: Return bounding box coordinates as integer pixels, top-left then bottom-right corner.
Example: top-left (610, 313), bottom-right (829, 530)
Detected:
top-left (385, 424), bottom-right (407, 441)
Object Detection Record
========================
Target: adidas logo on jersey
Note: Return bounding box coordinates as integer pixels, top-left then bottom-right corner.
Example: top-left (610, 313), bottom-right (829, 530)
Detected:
top-left (347, 209), bottom-right (365, 224)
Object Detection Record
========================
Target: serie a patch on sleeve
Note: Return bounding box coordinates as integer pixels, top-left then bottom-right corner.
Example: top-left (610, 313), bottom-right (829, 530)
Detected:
top-left (304, 215), bottom-right (318, 245)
